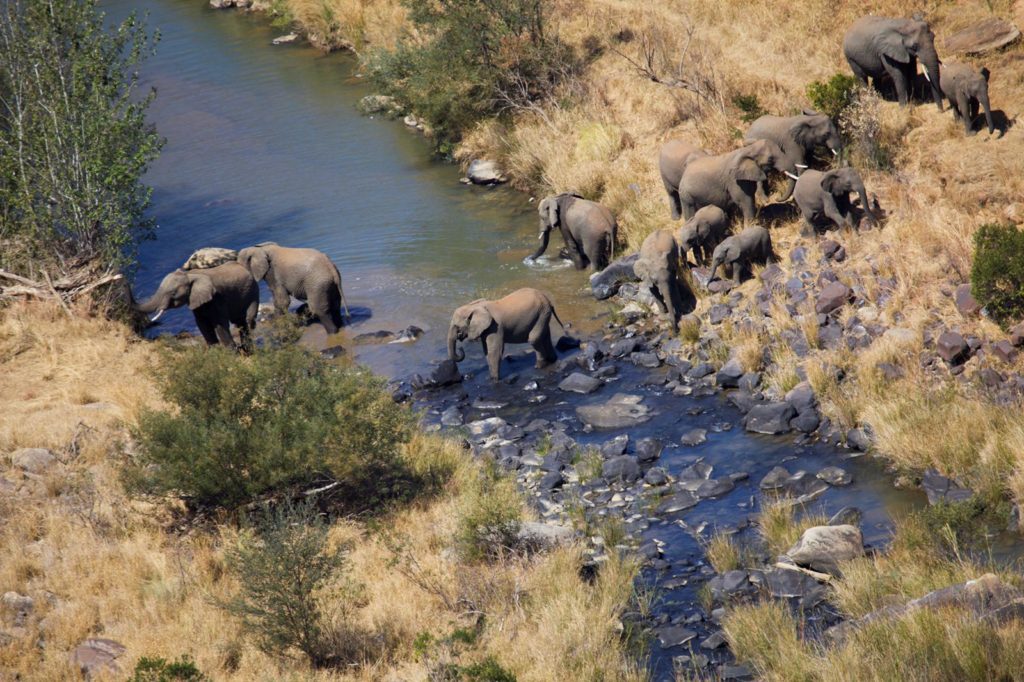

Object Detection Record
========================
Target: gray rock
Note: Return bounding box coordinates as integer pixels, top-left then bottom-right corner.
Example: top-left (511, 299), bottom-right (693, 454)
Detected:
top-left (466, 159), bottom-right (506, 185)
top-left (630, 351), bottom-right (662, 368)
top-left (955, 283), bottom-right (981, 316)
top-left (657, 491), bottom-right (699, 514)
top-left (440, 406), bottom-right (463, 427)
top-left (991, 339), bottom-right (1019, 364)
top-left (759, 466), bottom-right (792, 491)
top-left (357, 94), bottom-right (400, 115)
top-left (719, 664), bottom-right (754, 680)
top-left (644, 467), bottom-right (669, 486)
top-left (763, 567), bottom-right (828, 602)
top-left (11, 448), bottom-right (57, 474)
top-left (709, 304), bottom-right (732, 325)
top-left (538, 470), bottom-right (564, 491)
top-left (829, 506), bottom-right (863, 526)
top-left (429, 359), bottom-right (463, 387)
top-left (787, 524), bottom-right (865, 573)
top-left (466, 417), bottom-right (507, 440)
top-left (790, 409), bottom-right (821, 434)
top-left (602, 455), bottom-right (641, 482)
top-left (784, 382), bottom-right (817, 413)
top-left (636, 437), bottom-right (664, 463)
top-left (942, 17), bottom-right (1020, 55)
top-left (695, 477), bottom-right (735, 499)
top-left (716, 359), bottom-right (744, 388)
top-left (816, 281), bottom-right (852, 315)
top-left (577, 393), bottom-right (652, 429)
top-left (700, 631), bottom-right (728, 650)
top-left (70, 638), bottom-right (126, 677)
top-left (558, 372), bottom-right (603, 394)
top-left (738, 372), bottom-right (761, 391)
top-left (600, 434), bottom-right (630, 458)
top-left (271, 32), bottom-right (299, 45)
top-left (922, 468), bottom-right (974, 505)
top-left (937, 331), bottom-right (970, 365)
top-left (590, 254), bottom-right (641, 300)
top-left (680, 429), bottom-right (708, 447)
top-left (181, 247), bottom-right (237, 270)
top-left (686, 362), bottom-right (716, 380)
top-left (743, 402), bottom-right (797, 434)
top-left (657, 625), bottom-right (697, 649)
top-left (817, 466), bottom-right (852, 486)
top-left (517, 521), bottom-right (574, 547)
top-left (846, 427), bottom-right (872, 451)
top-left (610, 337), bottom-right (640, 358)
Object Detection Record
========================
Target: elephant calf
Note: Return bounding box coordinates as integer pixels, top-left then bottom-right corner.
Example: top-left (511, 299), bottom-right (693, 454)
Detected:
top-left (237, 242), bottom-right (350, 334)
top-left (448, 288), bottom-right (564, 380)
top-left (793, 168), bottom-right (877, 235)
top-left (135, 262), bottom-right (258, 349)
top-left (533, 193), bottom-right (617, 271)
top-left (677, 205), bottom-right (730, 267)
top-left (635, 229), bottom-right (693, 333)
top-left (708, 225), bottom-right (775, 286)
top-left (940, 62), bottom-right (994, 136)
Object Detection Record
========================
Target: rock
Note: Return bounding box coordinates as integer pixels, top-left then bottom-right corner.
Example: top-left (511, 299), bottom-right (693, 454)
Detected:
top-left (785, 382), bottom-right (817, 413)
top-left (466, 417), bottom-right (507, 440)
top-left (466, 159), bottom-right (506, 185)
top-left (790, 409), bottom-right (821, 434)
top-left (181, 247), bottom-right (237, 270)
top-left (357, 94), bottom-right (400, 115)
top-left (719, 664), bottom-right (754, 680)
top-left (630, 351), bottom-right (661, 368)
top-left (577, 393), bottom-right (652, 429)
top-left (759, 467), bottom-right (829, 501)
top-left (538, 470), bottom-right (564, 491)
top-left (1, 592), bottom-right (33, 627)
top-left (440, 406), bottom-right (463, 427)
top-left (609, 337), bottom-right (640, 358)
top-left (991, 340), bottom-right (1019, 364)
top-left (943, 18), bottom-right (1021, 55)
top-left (787, 524), bottom-right (865, 573)
top-left (590, 254), bottom-right (641, 300)
top-left (389, 326), bottom-right (424, 344)
top-left (680, 429), bottom-right (707, 447)
top-left (820, 239), bottom-right (842, 259)
top-left (738, 372), bottom-right (761, 391)
top-left (846, 427), bottom-right (872, 452)
top-left (657, 491), bottom-right (699, 514)
top-left (790, 246), bottom-right (807, 264)
top-left (759, 466), bottom-right (792, 491)
top-left (829, 506), bottom-right (863, 526)
top-left (708, 304), bottom-right (732, 324)
top-left (686, 362), bottom-right (716, 380)
top-left (602, 455), bottom-right (641, 482)
top-left (431, 360), bottom-right (463, 387)
top-left (70, 638), bottom-right (126, 677)
top-left (403, 114), bottom-right (419, 128)
top-left (695, 477), bottom-right (735, 499)
top-left (922, 468), bottom-right (974, 505)
top-left (11, 448), bottom-right (57, 474)
top-left (271, 32), bottom-right (299, 45)
top-left (817, 466), bottom-right (852, 486)
top-left (743, 402), bottom-right (797, 434)
top-left (884, 327), bottom-right (918, 349)
top-left (700, 631), bottom-right (728, 650)
top-left (636, 438), bottom-right (664, 463)
top-left (716, 359), bottom-right (744, 388)
top-left (600, 435), bottom-right (630, 458)
top-left (558, 372), bottom-right (603, 394)
top-left (1011, 322), bottom-right (1024, 347)
top-left (815, 281), bottom-right (852, 315)
top-left (876, 362), bottom-right (904, 381)
top-left (517, 521), bottom-right (574, 548)
top-left (955, 284), bottom-right (981, 316)
top-left (937, 331), bottom-right (970, 365)
top-left (644, 467), bottom-right (669, 486)
top-left (657, 625), bottom-right (697, 649)
top-left (762, 567), bottom-right (828, 602)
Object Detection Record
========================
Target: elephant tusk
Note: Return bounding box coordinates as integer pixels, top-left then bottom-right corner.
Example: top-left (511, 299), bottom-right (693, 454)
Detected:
top-left (831, 148), bottom-right (838, 156)
top-left (150, 309), bottom-right (165, 322)
top-left (922, 69), bottom-right (931, 83)
top-left (784, 171), bottom-right (801, 180)
top-left (795, 163), bottom-right (809, 169)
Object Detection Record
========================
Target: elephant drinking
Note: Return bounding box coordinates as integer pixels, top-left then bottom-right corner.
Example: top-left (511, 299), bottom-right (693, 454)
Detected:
top-left (532, 193), bottom-right (617, 271)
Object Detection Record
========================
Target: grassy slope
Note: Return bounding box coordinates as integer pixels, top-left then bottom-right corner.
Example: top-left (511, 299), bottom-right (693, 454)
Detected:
top-left (0, 303), bottom-right (645, 681)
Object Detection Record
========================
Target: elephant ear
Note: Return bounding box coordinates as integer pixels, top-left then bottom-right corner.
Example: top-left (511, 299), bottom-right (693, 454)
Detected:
top-left (466, 305), bottom-right (494, 339)
top-left (981, 67), bottom-right (991, 82)
top-left (820, 173), bottom-right (840, 195)
top-left (732, 156), bottom-right (766, 183)
top-left (544, 198), bottom-right (560, 229)
top-left (188, 274), bottom-right (216, 310)
top-left (249, 248), bottom-right (271, 281)
top-left (878, 30), bottom-right (912, 64)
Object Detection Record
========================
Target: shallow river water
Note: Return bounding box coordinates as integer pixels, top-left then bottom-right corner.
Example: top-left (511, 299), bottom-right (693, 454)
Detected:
top-left (103, 1), bottom-right (994, 679)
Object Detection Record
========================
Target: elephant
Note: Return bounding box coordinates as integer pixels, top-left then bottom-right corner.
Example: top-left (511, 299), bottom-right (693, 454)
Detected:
top-left (676, 205), bottom-right (731, 267)
top-left (743, 111), bottom-right (842, 201)
top-left (532, 193), bottom-right (617, 271)
top-left (135, 262), bottom-right (259, 349)
top-left (940, 62), bottom-right (994, 136)
top-left (793, 168), bottom-right (877, 235)
top-left (677, 139), bottom-right (796, 223)
top-left (708, 225), bottom-right (775, 286)
top-left (237, 242), bottom-right (350, 334)
top-left (634, 229), bottom-right (693, 333)
top-left (447, 288), bottom-right (564, 380)
top-left (658, 140), bottom-right (709, 219)
top-left (843, 15), bottom-right (943, 110)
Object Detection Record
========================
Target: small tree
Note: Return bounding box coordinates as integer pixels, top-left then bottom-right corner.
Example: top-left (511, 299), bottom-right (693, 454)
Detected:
top-left (806, 73), bottom-right (858, 120)
top-left (971, 223), bottom-right (1024, 328)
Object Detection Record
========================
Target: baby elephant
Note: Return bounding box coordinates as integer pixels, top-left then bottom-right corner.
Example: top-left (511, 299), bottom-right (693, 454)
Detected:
top-left (708, 225), bottom-right (775, 286)
top-left (794, 168), bottom-right (877, 235)
top-left (635, 229), bottom-right (692, 333)
top-left (940, 62), bottom-right (994, 136)
top-left (447, 288), bottom-right (564, 380)
top-left (677, 205), bottom-right (730, 267)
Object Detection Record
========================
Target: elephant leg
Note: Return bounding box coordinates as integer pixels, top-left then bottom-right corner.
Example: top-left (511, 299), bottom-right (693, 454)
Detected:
top-left (680, 198), bottom-right (696, 221)
top-left (800, 211), bottom-right (817, 238)
top-left (270, 284), bottom-right (291, 314)
top-left (664, 181), bottom-right (682, 221)
top-left (737, 194), bottom-right (756, 224)
top-left (848, 59), bottom-right (869, 86)
top-left (731, 262), bottom-right (742, 285)
top-left (236, 319), bottom-right (254, 353)
top-left (214, 322), bottom-right (237, 349)
top-left (484, 332), bottom-right (505, 380)
top-left (528, 320), bottom-right (557, 368)
top-left (664, 277), bottom-right (681, 333)
top-left (958, 92), bottom-right (975, 135)
top-left (884, 60), bottom-right (909, 105)
top-left (195, 316), bottom-right (219, 346)
top-left (649, 283), bottom-right (669, 315)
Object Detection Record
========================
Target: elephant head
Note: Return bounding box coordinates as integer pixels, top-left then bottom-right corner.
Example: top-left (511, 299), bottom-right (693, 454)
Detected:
top-left (135, 269), bottom-right (216, 321)
top-left (965, 67), bottom-right (994, 134)
top-left (795, 110), bottom-right (842, 160)
top-left (731, 139), bottom-right (795, 184)
top-left (237, 242), bottom-right (278, 281)
top-left (447, 300), bottom-right (493, 363)
top-left (888, 17), bottom-right (943, 110)
top-left (821, 168), bottom-right (874, 224)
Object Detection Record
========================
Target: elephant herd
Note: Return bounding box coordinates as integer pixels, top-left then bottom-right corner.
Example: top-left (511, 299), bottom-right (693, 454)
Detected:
top-left (137, 14), bottom-right (1000, 380)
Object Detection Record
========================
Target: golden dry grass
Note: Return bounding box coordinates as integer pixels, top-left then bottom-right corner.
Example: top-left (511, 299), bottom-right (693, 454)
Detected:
top-left (0, 303), bottom-right (645, 681)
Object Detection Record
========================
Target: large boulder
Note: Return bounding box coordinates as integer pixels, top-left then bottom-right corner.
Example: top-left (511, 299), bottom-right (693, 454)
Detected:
top-left (181, 247), bottom-right (238, 270)
top-left (937, 331), bottom-right (970, 366)
top-left (815, 281), bottom-right (852, 315)
top-left (942, 18), bottom-right (1020, 55)
top-left (590, 254), bottom-right (641, 300)
top-left (954, 284), bottom-right (981, 316)
top-left (602, 455), bottom-right (641, 482)
top-left (787, 524), bottom-right (865, 574)
top-left (11, 448), bottom-right (58, 474)
top-left (577, 393), bottom-right (652, 429)
top-left (465, 159), bottom-right (506, 185)
top-left (558, 372), bottom-right (603, 394)
top-left (743, 402), bottom-right (797, 434)
top-left (70, 638), bottom-right (126, 677)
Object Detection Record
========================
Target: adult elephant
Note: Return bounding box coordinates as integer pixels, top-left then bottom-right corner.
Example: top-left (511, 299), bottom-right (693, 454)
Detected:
top-left (658, 140), bottom-right (709, 219)
top-left (447, 288), bottom-right (563, 380)
top-left (634, 229), bottom-right (692, 333)
top-left (532, 193), bottom-right (617, 271)
top-left (678, 139), bottom-right (796, 223)
top-left (793, 168), bottom-right (877, 235)
top-left (843, 15), bottom-right (943, 110)
top-left (743, 111), bottom-right (842, 201)
top-left (237, 242), bottom-right (350, 334)
top-left (940, 62), bottom-right (994, 136)
top-left (135, 262), bottom-right (258, 349)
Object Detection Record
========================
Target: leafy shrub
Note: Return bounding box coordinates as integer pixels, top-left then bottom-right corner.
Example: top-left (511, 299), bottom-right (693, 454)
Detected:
top-left (221, 502), bottom-right (345, 667)
top-left (132, 344), bottom-right (414, 509)
top-left (806, 73), bottom-right (859, 120)
top-left (364, 0), bottom-right (579, 149)
top-left (130, 656), bottom-right (207, 682)
top-left (971, 223), bottom-right (1024, 328)
top-left (731, 93), bottom-right (766, 123)
top-left (455, 462), bottom-right (523, 562)
top-left (461, 657), bottom-right (517, 681)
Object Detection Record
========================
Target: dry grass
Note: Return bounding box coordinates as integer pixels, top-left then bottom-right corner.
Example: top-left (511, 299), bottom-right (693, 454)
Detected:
top-left (280, 0), bottom-right (407, 51)
top-left (758, 500), bottom-right (829, 558)
top-left (704, 532), bottom-right (742, 573)
top-left (0, 303), bottom-right (646, 681)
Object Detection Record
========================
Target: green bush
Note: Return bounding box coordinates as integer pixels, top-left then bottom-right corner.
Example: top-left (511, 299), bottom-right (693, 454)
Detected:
top-left (221, 502), bottom-right (345, 667)
top-left (731, 93), bottom-right (766, 123)
top-left (130, 656), bottom-right (207, 682)
top-left (460, 657), bottom-right (517, 682)
top-left (364, 0), bottom-right (579, 150)
top-left (132, 344), bottom-right (414, 510)
top-left (806, 73), bottom-right (859, 120)
top-left (455, 462), bottom-right (523, 562)
top-left (971, 223), bottom-right (1024, 329)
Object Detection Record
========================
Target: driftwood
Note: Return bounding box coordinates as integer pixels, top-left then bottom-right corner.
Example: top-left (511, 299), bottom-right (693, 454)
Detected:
top-left (0, 268), bottom-right (124, 311)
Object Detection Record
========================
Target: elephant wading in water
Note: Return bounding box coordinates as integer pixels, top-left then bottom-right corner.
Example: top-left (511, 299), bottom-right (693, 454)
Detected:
top-left (635, 229), bottom-right (693, 333)
top-left (532, 193), bottom-right (617, 271)
top-left (940, 62), bottom-right (994, 136)
top-left (678, 139), bottom-right (795, 223)
top-left (677, 205), bottom-right (730, 267)
top-left (658, 140), bottom-right (709, 219)
top-left (708, 225), bottom-right (775, 286)
top-left (843, 15), bottom-right (943, 110)
top-left (448, 288), bottom-right (564, 380)
top-left (744, 111), bottom-right (842, 201)
top-left (794, 168), bottom-right (877, 235)
top-left (237, 242), bottom-right (350, 334)
top-left (135, 262), bottom-right (259, 349)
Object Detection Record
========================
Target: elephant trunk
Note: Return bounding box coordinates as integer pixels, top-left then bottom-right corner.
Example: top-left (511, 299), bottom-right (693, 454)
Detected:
top-left (921, 50), bottom-right (942, 111)
top-left (134, 292), bottom-right (166, 321)
top-left (854, 181), bottom-right (874, 225)
top-left (980, 91), bottom-right (995, 135)
top-left (448, 324), bottom-right (465, 363)
top-left (708, 258), bottom-right (721, 285)
top-left (529, 221), bottom-right (551, 261)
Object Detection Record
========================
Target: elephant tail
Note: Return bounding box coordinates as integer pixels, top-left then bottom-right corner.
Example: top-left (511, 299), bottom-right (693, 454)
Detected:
top-left (331, 264), bottom-right (351, 321)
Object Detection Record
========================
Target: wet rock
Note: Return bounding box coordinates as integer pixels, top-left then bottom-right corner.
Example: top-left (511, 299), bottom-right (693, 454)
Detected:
top-left (70, 638), bottom-right (126, 678)
top-left (415, 360), bottom-right (462, 389)
top-left (272, 32), bottom-right (298, 45)
top-left (829, 506), bottom-right (863, 526)
top-left (610, 337), bottom-right (640, 358)
top-left (577, 393), bottom-right (652, 429)
top-left (636, 437), bottom-right (664, 463)
top-left (644, 467), bottom-right (669, 486)
top-left (955, 284), bottom-right (981, 316)
top-left (466, 417), bottom-right (507, 440)
top-left (389, 325), bottom-right (424, 343)
top-left (816, 281), bottom-right (852, 315)
top-left (846, 427), bottom-right (872, 452)
top-left (600, 434), bottom-right (630, 458)
top-left (790, 410), bottom-right (821, 434)
top-left (942, 17), bottom-right (1020, 55)
top-left (700, 631), bottom-right (728, 650)
top-left (759, 467), bottom-right (829, 501)
top-left (759, 466), bottom-right (792, 491)
top-left (657, 491), bottom-right (699, 514)
top-left (817, 466), bottom-right (852, 486)
top-left (787, 525), bottom-right (864, 574)
top-left (680, 429), bottom-right (707, 447)
top-left (602, 455), bottom-right (641, 483)
top-left (743, 402), bottom-right (797, 434)
top-left (937, 331), bottom-right (970, 365)
top-left (716, 359), bottom-right (744, 388)
top-left (558, 372), bottom-right (603, 394)
top-left (466, 159), bottom-right (506, 185)
top-left (440, 406), bottom-right (463, 427)
top-left (630, 351), bottom-right (662, 368)
top-left (695, 477), bottom-right (735, 499)
top-left (181, 246), bottom-right (237, 270)
top-left (686, 363), bottom-right (716, 380)
top-left (590, 254), bottom-right (641, 300)
top-left (922, 468), bottom-right (974, 505)
top-left (11, 448), bottom-right (57, 474)
top-left (657, 625), bottom-right (697, 649)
